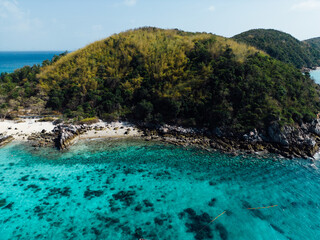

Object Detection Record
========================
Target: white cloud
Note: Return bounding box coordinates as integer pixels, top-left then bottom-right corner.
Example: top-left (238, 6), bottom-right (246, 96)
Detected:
top-left (208, 5), bottom-right (215, 12)
top-left (124, 0), bottom-right (137, 7)
top-left (0, 0), bottom-right (42, 32)
top-left (0, 0), bottom-right (21, 19)
top-left (291, 0), bottom-right (320, 11)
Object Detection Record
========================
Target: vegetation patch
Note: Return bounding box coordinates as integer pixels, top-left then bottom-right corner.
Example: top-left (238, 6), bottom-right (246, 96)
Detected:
top-left (233, 29), bottom-right (320, 68)
top-left (78, 117), bottom-right (99, 125)
top-left (36, 117), bottom-right (56, 122)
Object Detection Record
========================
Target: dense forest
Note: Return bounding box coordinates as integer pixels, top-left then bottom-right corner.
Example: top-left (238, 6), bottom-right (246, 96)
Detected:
top-left (305, 37), bottom-right (320, 54)
top-left (0, 52), bottom-right (68, 118)
top-left (1, 28), bottom-right (320, 132)
top-left (233, 29), bottom-right (320, 69)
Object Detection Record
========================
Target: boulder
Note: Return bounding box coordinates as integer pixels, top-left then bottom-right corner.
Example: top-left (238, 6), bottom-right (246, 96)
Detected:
top-left (54, 124), bottom-right (88, 150)
top-left (267, 123), bottom-right (289, 146)
top-left (243, 129), bottom-right (263, 143)
top-left (0, 135), bottom-right (14, 147)
top-left (309, 119), bottom-right (320, 136)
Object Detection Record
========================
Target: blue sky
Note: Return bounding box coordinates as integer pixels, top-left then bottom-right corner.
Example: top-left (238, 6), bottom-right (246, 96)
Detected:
top-left (0, 0), bottom-right (320, 51)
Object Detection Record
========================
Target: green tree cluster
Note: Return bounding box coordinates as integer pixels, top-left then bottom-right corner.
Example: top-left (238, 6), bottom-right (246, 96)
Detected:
top-left (0, 52), bottom-right (67, 118)
top-left (305, 37), bottom-right (320, 55)
top-left (233, 29), bottom-right (320, 69)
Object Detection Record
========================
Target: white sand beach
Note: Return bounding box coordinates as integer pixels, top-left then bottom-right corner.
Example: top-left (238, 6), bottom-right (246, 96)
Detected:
top-left (80, 121), bottom-right (142, 139)
top-left (0, 119), bottom-right (55, 141)
top-left (0, 119), bottom-right (142, 142)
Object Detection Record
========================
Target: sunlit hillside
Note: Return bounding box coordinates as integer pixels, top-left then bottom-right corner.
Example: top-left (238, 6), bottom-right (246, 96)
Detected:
top-left (38, 27), bottom-right (262, 95)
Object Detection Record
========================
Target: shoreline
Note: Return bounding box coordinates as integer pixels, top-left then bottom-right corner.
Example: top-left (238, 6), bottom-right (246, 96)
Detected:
top-left (0, 119), bottom-right (55, 141)
top-left (0, 119), bottom-right (142, 141)
top-left (1, 118), bottom-right (320, 160)
top-left (303, 66), bottom-right (320, 72)
top-left (0, 119), bottom-right (143, 150)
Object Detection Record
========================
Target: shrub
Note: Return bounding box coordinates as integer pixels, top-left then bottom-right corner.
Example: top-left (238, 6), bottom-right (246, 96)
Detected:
top-left (79, 117), bottom-right (99, 125)
top-left (36, 117), bottom-right (56, 122)
top-left (101, 112), bottom-right (119, 122)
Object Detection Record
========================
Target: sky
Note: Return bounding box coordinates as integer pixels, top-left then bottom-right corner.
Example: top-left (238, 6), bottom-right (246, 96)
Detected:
top-left (0, 0), bottom-right (320, 51)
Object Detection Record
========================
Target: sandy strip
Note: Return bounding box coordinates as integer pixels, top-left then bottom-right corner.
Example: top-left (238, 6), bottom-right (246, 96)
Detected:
top-left (0, 119), bottom-right (55, 141)
top-left (0, 119), bottom-right (142, 141)
top-left (80, 121), bottom-right (142, 139)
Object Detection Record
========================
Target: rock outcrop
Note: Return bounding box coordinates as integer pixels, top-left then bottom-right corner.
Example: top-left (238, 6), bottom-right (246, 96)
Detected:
top-left (53, 125), bottom-right (88, 150)
top-left (27, 131), bottom-right (56, 148)
top-left (18, 117), bottom-right (320, 159)
top-left (309, 119), bottom-right (320, 136)
top-left (141, 119), bottom-right (320, 159)
top-left (0, 135), bottom-right (14, 147)
top-left (27, 123), bottom-right (100, 150)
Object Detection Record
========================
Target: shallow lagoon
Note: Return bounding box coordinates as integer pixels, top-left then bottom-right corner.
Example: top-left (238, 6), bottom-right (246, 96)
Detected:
top-left (311, 68), bottom-right (320, 84)
top-left (1, 139), bottom-right (320, 240)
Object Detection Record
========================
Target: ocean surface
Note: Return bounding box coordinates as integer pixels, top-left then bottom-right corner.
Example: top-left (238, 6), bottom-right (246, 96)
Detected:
top-left (1, 139), bottom-right (320, 240)
top-left (310, 69), bottom-right (320, 84)
top-left (0, 51), bottom-right (63, 74)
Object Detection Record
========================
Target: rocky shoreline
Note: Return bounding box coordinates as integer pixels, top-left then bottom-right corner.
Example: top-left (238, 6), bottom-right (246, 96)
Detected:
top-left (140, 119), bottom-right (320, 160)
top-left (24, 122), bottom-right (140, 150)
top-left (0, 135), bottom-right (14, 147)
top-left (27, 124), bottom-right (108, 150)
top-left (302, 66), bottom-right (320, 73)
top-left (2, 118), bottom-right (320, 160)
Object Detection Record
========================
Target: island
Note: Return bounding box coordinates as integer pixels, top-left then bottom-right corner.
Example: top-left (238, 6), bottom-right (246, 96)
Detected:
top-left (1, 27), bottom-right (320, 159)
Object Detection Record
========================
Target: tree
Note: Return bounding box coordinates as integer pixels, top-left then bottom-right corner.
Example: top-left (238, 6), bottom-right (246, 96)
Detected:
top-left (135, 100), bottom-right (153, 121)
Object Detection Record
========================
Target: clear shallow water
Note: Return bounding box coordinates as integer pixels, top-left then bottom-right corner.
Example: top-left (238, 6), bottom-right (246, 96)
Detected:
top-left (310, 69), bottom-right (320, 84)
top-left (0, 139), bottom-right (320, 240)
top-left (0, 51), bottom-right (63, 74)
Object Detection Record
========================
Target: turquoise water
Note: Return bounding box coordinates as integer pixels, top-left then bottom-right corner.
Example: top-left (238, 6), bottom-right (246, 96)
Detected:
top-left (0, 51), bottom-right (63, 74)
top-left (1, 139), bottom-right (320, 240)
top-left (310, 69), bottom-right (320, 84)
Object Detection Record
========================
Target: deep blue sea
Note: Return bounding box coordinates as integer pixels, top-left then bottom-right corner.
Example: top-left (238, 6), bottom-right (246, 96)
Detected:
top-left (1, 139), bottom-right (320, 240)
top-left (0, 51), bottom-right (63, 74)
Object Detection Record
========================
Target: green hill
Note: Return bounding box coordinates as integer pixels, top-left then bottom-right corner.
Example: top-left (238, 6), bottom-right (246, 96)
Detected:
top-left (1, 27), bottom-right (320, 132)
top-left (233, 29), bottom-right (320, 69)
top-left (304, 37), bottom-right (320, 53)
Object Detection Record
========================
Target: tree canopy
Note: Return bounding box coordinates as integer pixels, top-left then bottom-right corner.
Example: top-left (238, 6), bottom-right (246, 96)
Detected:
top-left (305, 37), bottom-right (320, 55)
top-left (233, 29), bottom-right (320, 69)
